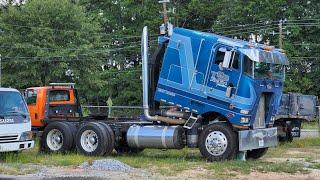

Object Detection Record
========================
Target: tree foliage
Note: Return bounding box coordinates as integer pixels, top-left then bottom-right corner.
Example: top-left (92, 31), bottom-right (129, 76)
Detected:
top-left (0, 0), bottom-right (319, 106)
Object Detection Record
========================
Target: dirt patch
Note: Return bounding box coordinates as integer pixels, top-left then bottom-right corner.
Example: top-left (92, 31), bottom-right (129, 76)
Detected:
top-left (176, 167), bottom-right (210, 179)
top-left (235, 169), bottom-right (320, 180)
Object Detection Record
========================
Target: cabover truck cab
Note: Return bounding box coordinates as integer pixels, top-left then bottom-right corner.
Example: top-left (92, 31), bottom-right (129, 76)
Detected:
top-left (0, 88), bottom-right (34, 152)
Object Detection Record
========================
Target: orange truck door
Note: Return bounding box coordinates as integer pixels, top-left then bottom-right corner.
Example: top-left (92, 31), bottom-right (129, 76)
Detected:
top-left (25, 89), bottom-right (42, 127)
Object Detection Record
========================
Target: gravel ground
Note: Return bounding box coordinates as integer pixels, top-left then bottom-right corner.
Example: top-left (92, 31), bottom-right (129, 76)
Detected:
top-left (0, 160), bottom-right (153, 180)
top-left (79, 159), bottom-right (134, 173)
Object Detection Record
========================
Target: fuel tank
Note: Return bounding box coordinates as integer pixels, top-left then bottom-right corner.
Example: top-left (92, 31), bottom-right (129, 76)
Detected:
top-left (126, 125), bottom-right (185, 149)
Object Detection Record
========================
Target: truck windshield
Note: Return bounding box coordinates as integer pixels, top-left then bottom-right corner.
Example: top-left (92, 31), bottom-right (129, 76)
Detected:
top-left (244, 55), bottom-right (285, 80)
top-left (0, 91), bottom-right (28, 115)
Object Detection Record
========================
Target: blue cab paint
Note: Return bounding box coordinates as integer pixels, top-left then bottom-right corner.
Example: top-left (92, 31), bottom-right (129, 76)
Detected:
top-left (154, 28), bottom-right (288, 128)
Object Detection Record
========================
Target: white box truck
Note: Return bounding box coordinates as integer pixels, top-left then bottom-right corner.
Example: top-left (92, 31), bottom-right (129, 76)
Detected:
top-left (0, 88), bottom-right (34, 152)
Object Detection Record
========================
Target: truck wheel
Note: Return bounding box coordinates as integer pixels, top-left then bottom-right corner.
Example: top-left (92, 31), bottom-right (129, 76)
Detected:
top-left (97, 122), bottom-right (115, 155)
top-left (76, 122), bottom-right (109, 156)
top-left (246, 148), bottom-right (268, 159)
top-left (42, 122), bottom-right (74, 153)
top-left (198, 122), bottom-right (238, 161)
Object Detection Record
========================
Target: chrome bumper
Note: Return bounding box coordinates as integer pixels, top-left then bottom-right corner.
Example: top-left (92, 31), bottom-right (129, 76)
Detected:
top-left (239, 127), bottom-right (278, 151)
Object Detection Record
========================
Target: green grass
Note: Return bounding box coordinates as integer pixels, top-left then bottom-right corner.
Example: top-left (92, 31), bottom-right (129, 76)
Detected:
top-left (0, 138), bottom-right (319, 177)
top-left (0, 163), bottom-right (37, 175)
top-left (302, 121), bottom-right (320, 129)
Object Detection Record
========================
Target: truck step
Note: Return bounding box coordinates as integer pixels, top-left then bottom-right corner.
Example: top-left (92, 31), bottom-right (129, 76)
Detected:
top-left (183, 115), bottom-right (198, 129)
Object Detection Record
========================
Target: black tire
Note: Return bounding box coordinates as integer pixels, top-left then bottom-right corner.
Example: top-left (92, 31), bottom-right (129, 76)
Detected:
top-left (97, 122), bottom-right (115, 155)
top-left (64, 122), bottom-right (78, 150)
top-left (198, 122), bottom-right (238, 161)
top-left (76, 122), bottom-right (108, 156)
top-left (41, 122), bottom-right (74, 153)
top-left (246, 148), bottom-right (268, 159)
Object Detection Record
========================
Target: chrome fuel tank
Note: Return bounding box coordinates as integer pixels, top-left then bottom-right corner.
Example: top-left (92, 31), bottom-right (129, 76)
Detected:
top-left (126, 125), bottom-right (185, 149)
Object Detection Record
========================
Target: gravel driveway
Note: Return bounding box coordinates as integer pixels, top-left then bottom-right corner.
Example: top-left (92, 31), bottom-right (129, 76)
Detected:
top-left (0, 159), bottom-right (153, 180)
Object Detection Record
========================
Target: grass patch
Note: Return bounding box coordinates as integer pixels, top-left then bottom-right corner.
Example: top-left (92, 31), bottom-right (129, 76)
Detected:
top-left (302, 121), bottom-right (319, 130)
top-left (280, 137), bottom-right (320, 148)
top-left (0, 163), bottom-right (37, 175)
top-left (206, 160), bottom-right (307, 178)
top-left (313, 163), bottom-right (320, 169)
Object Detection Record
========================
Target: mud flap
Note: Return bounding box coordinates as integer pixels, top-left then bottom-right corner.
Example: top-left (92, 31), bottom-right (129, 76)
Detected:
top-left (290, 120), bottom-right (302, 138)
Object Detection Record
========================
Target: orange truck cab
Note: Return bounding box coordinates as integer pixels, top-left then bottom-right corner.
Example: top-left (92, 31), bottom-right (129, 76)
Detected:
top-left (25, 83), bottom-right (82, 129)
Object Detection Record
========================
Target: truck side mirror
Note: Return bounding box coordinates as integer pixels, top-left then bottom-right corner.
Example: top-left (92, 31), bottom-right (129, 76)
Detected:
top-left (222, 50), bottom-right (232, 68)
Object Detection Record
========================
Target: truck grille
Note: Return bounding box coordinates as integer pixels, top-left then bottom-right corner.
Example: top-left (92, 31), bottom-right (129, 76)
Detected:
top-left (253, 94), bottom-right (267, 129)
top-left (0, 135), bottom-right (19, 143)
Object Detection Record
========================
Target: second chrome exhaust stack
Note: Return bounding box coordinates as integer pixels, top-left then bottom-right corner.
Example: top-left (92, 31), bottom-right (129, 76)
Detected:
top-left (141, 26), bottom-right (186, 125)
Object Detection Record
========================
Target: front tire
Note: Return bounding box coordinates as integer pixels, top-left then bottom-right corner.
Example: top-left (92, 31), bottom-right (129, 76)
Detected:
top-left (198, 122), bottom-right (238, 161)
top-left (246, 148), bottom-right (268, 159)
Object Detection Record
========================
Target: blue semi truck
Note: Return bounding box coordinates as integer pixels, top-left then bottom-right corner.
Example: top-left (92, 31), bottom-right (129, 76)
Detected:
top-left (29, 24), bottom-right (289, 161)
top-left (136, 25), bottom-right (288, 161)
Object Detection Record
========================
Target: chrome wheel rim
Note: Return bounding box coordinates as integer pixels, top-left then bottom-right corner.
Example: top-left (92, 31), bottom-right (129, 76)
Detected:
top-left (205, 131), bottom-right (228, 156)
top-left (46, 129), bottom-right (63, 151)
top-left (80, 130), bottom-right (98, 152)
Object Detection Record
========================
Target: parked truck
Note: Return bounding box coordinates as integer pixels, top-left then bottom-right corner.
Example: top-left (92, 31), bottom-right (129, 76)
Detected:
top-left (0, 88), bottom-right (34, 153)
top-left (25, 24), bottom-right (289, 161)
top-left (275, 93), bottom-right (319, 142)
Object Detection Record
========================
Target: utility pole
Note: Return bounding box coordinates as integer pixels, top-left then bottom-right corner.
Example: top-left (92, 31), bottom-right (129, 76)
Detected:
top-left (279, 19), bottom-right (283, 49)
top-left (159, 0), bottom-right (170, 25)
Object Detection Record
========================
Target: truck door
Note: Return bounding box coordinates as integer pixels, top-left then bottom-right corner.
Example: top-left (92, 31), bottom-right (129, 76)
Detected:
top-left (205, 46), bottom-right (241, 99)
top-left (25, 89), bottom-right (40, 127)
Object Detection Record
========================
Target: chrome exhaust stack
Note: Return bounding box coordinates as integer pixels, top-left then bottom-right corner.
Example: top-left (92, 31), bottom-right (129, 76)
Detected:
top-left (141, 26), bottom-right (186, 125)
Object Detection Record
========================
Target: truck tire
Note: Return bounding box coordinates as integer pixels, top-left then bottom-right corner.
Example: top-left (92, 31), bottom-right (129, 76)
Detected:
top-left (42, 122), bottom-right (74, 153)
top-left (198, 122), bottom-right (238, 161)
top-left (246, 148), bottom-right (268, 159)
top-left (64, 122), bottom-right (78, 150)
top-left (97, 122), bottom-right (115, 155)
top-left (76, 122), bottom-right (109, 156)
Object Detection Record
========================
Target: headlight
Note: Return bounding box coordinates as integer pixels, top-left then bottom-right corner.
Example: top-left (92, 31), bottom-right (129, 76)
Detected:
top-left (19, 131), bottom-right (33, 141)
top-left (270, 116), bottom-right (276, 122)
top-left (240, 117), bottom-right (249, 123)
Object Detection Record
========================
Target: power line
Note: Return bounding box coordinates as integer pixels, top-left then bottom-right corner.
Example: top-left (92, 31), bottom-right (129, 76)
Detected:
top-left (1, 45), bottom-right (142, 60)
top-left (0, 39), bottom-right (158, 52)
top-left (0, 22), bottom-right (158, 39)
top-left (290, 57), bottom-right (320, 59)
top-left (0, 22), bottom-right (130, 37)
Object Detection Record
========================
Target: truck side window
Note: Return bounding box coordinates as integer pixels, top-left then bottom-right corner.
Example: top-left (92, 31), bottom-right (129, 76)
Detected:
top-left (230, 51), bottom-right (239, 69)
top-left (215, 49), bottom-right (225, 65)
top-left (215, 47), bottom-right (239, 70)
top-left (49, 90), bottom-right (70, 102)
top-left (26, 90), bottom-right (37, 105)
top-left (244, 55), bottom-right (253, 77)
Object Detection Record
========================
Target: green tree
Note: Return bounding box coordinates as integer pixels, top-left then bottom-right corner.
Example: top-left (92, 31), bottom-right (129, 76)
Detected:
top-left (0, 0), bottom-right (103, 95)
